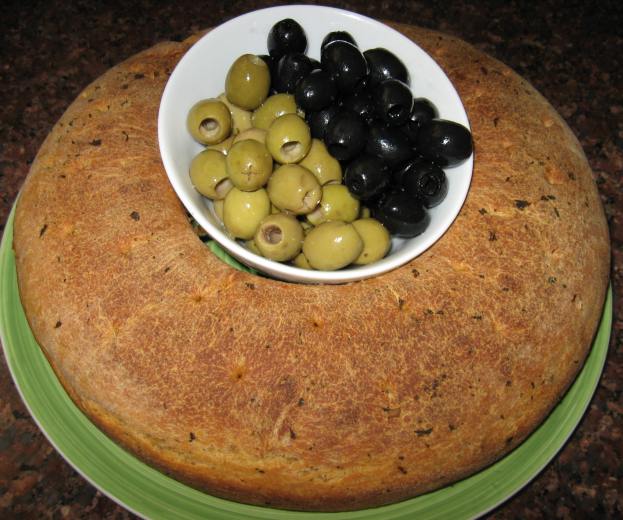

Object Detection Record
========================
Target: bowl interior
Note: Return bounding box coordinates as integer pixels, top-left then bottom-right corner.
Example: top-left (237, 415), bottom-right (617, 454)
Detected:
top-left (158, 5), bottom-right (472, 283)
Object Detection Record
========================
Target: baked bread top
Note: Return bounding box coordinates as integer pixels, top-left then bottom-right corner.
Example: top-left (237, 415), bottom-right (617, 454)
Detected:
top-left (13, 24), bottom-right (609, 511)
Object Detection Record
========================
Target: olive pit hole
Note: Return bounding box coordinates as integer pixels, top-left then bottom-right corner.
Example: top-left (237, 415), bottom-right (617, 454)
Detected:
top-left (423, 178), bottom-right (439, 196)
top-left (215, 178), bottom-right (233, 198)
top-left (303, 191), bottom-right (319, 211)
top-left (388, 105), bottom-right (404, 119)
top-left (262, 224), bottom-right (283, 244)
top-left (280, 141), bottom-right (303, 160)
top-left (199, 118), bottom-right (220, 138)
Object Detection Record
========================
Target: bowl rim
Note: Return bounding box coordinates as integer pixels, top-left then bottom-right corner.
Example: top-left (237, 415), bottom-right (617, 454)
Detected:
top-left (158, 4), bottom-right (473, 284)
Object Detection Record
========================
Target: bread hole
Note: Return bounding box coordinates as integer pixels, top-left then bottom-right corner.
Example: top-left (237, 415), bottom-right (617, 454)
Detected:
top-left (280, 141), bottom-right (302, 161)
top-left (199, 118), bottom-right (220, 140)
top-left (573, 294), bottom-right (583, 310)
top-left (262, 224), bottom-right (283, 245)
top-left (230, 364), bottom-right (247, 382)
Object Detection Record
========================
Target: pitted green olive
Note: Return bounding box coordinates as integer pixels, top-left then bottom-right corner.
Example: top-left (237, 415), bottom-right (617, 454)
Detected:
top-left (189, 149), bottom-right (232, 200)
top-left (232, 128), bottom-right (267, 145)
top-left (302, 221), bottom-right (363, 270)
top-left (266, 114), bottom-right (311, 163)
top-left (293, 251), bottom-right (312, 269)
top-left (307, 184), bottom-right (360, 225)
top-left (225, 54), bottom-right (271, 110)
top-left (213, 199), bottom-right (224, 221)
top-left (245, 238), bottom-right (262, 256)
top-left (187, 99), bottom-right (232, 145)
top-left (352, 218), bottom-right (391, 265)
top-left (223, 187), bottom-right (270, 239)
top-left (254, 213), bottom-right (304, 261)
top-left (299, 139), bottom-right (342, 185)
top-left (226, 140), bottom-right (273, 191)
top-left (267, 164), bottom-right (321, 214)
top-left (218, 93), bottom-right (253, 134)
top-left (252, 94), bottom-right (300, 130)
top-left (207, 134), bottom-right (234, 155)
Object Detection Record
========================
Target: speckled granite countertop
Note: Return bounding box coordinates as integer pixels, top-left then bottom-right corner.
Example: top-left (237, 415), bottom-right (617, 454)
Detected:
top-left (1, 0), bottom-right (621, 518)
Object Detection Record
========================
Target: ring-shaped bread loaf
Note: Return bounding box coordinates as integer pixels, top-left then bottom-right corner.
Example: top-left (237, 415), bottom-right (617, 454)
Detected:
top-left (13, 24), bottom-right (609, 511)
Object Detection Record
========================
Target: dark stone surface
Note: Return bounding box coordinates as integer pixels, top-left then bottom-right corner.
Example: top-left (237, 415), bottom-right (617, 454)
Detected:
top-left (0, 1), bottom-right (621, 518)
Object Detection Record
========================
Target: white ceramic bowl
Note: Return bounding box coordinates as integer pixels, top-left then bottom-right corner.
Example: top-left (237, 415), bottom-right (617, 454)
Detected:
top-left (158, 5), bottom-right (472, 284)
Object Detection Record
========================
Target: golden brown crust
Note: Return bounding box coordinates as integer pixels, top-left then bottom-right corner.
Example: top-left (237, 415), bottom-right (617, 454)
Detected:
top-left (12, 25), bottom-right (610, 511)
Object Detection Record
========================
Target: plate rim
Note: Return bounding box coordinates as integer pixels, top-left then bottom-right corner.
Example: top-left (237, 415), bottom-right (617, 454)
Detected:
top-left (0, 203), bottom-right (612, 519)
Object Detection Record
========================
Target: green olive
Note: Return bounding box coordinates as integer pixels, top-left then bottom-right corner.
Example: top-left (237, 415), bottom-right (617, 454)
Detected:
top-left (217, 93), bottom-right (253, 134)
top-left (226, 139), bottom-right (273, 191)
top-left (252, 94), bottom-right (299, 130)
top-left (300, 219), bottom-right (314, 235)
top-left (207, 134), bottom-right (234, 155)
top-left (267, 164), bottom-right (321, 215)
top-left (245, 238), bottom-right (262, 256)
top-left (225, 54), bottom-right (271, 110)
top-left (232, 128), bottom-right (267, 145)
top-left (223, 187), bottom-right (270, 239)
top-left (352, 218), bottom-right (391, 265)
top-left (307, 184), bottom-right (360, 226)
top-left (187, 99), bottom-right (232, 145)
top-left (266, 114), bottom-right (311, 164)
top-left (299, 139), bottom-right (342, 185)
top-left (213, 199), bottom-right (224, 221)
top-left (359, 205), bottom-right (372, 219)
top-left (293, 251), bottom-right (312, 269)
top-left (302, 221), bottom-right (363, 271)
top-left (189, 149), bottom-right (232, 200)
top-left (254, 213), bottom-right (304, 262)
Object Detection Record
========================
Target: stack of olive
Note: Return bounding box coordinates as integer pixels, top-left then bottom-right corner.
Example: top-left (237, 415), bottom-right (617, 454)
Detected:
top-left (262, 19), bottom-right (473, 236)
top-left (186, 55), bottom-right (388, 271)
top-left (186, 18), bottom-right (472, 271)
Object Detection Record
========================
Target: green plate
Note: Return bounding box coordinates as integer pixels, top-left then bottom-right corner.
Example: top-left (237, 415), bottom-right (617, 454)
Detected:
top-left (0, 205), bottom-right (612, 520)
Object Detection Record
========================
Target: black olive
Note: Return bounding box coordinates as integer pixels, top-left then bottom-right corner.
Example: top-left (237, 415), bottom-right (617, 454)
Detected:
top-left (366, 120), bottom-right (414, 167)
top-left (372, 189), bottom-right (430, 237)
top-left (321, 40), bottom-right (368, 94)
top-left (401, 98), bottom-right (438, 143)
top-left (340, 89), bottom-right (376, 123)
top-left (373, 78), bottom-right (413, 126)
top-left (295, 69), bottom-right (337, 112)
top-left (267, 19), bottom-right (307, 58)
top-left (306, 105), bottom-right (340, 140)
top-left (394, 158), bottom-right (448, 208)
top-left (309, 57), bottom-right (322, 71)
top-left (416, 119), bottom-right (473, 167)
top-left (324, 111), bottom-right (367, 161)
top-left (363, 48), bottom-right (409, 87)
top-left (344, 155), bottom-right (390, 201)
top-left (321, 31), bottom-right (357, 50)
top-left (258, 54), bottom-right (277, 76)
top-left (274, 53), bottom-right (314, 93)
top-left (258, 54), bottom-right (278, 94)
